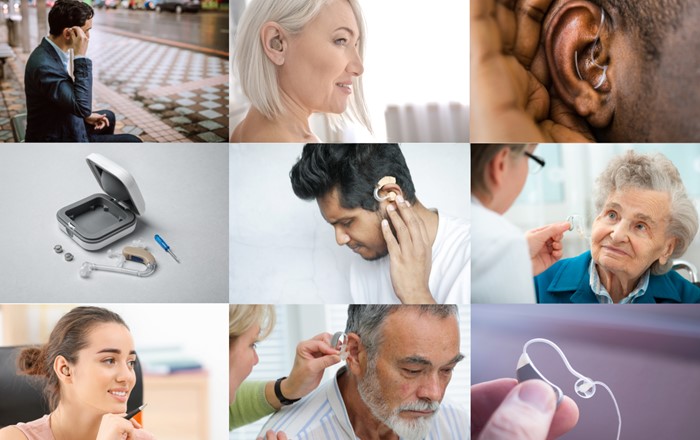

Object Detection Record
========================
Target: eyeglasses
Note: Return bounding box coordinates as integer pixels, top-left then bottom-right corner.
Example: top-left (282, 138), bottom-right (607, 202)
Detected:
top-left (524, 151), bottom-right (546, 174)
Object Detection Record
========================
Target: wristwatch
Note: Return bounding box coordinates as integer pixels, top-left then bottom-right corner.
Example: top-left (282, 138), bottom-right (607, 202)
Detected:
top-left (274, 376), bottom-right (301, 406)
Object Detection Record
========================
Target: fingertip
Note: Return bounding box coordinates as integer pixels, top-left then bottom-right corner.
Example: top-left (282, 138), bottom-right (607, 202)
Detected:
top-left (381, 219), bottom-right (389, 228)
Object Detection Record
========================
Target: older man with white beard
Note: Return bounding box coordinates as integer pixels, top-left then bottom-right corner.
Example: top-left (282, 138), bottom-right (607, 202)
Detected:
top-left (258, 305), bottom-right (467, 439)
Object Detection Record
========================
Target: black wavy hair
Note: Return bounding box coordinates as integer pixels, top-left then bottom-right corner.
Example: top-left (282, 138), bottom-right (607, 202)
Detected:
top-left (290, 144), bottom-right (417, 211)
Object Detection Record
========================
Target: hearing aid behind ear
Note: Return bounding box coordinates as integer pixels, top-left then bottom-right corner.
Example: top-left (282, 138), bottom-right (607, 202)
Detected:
top-left (373, 176), bottom-right (397, 202)
top-left (517, 338), bottom-right (621, 439)
top-left (331, 331), bottom-right (349, 361)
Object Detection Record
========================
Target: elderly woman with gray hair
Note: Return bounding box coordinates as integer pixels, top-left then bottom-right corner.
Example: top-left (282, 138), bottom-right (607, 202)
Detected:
top-left (536, 150), bottom-right (700, 303)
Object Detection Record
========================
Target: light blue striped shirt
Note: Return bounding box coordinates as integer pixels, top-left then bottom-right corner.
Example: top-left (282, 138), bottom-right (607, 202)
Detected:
top-left (259, 367), bottom-right (469, 439)
top-left (589, 259), bottom-right (650, 303)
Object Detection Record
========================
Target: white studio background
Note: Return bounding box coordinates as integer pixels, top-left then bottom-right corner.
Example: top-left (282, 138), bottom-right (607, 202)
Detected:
top-left (231, 305), bottom-right (470, 440)
top-left (504, 144), bottom-right (700, 274)
top-left (231, 0), bottom-right (469, 142)
top-left (0, 304), bottom-right (229, 440)
top-left (229, 144), bottom-right (470, 303)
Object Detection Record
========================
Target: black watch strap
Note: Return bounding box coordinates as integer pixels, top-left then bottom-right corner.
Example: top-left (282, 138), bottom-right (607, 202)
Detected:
top-left (274, 376), bottom-right (301, 406)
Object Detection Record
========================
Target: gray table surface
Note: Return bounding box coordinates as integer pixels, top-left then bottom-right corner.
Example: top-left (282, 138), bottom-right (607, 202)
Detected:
top-left (0, 144), bottom-right (228, 303)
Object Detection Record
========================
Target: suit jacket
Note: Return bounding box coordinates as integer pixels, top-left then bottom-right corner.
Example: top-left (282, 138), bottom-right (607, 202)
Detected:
top-left (24, 38), bottom-right (92, 142)
top-left (535, 251), bottom-right (700, 303)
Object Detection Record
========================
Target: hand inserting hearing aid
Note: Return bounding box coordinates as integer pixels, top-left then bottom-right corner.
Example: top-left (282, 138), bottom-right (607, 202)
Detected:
top-left (331, 331), bottom-right (349, 361)
top-left (516, 338), bottom-right (621, 440)
top-left (373, 176), bottom-right (397, 202)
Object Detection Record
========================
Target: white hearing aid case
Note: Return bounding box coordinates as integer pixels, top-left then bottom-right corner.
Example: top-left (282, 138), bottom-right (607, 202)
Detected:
top-left (56, 153), bottom-right (146, 251)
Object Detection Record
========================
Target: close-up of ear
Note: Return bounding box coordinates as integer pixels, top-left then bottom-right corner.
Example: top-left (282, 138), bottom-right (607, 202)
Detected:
top-left (260, 22), bottom-right (286, 66)
top-left (344, 333), bottom-right (365, 375)
top-left (54, 356), bottom-right (72, 383)
top-left (544, 1), bottom-right (614, 129)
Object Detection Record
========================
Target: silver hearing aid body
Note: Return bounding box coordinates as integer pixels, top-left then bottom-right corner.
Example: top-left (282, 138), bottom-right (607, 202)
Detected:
top-left (331, 331), bottom-right (349, 361)
top-left (373, 176), bottom-right (397, 202)
top-left (517, 338), bottom-right (621, 440)
top-left (575, 10), bottom-right (607, 90)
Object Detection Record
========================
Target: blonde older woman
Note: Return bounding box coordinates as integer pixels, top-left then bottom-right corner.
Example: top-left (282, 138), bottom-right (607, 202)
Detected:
top-left (536, 151), bottom-right (700, 303)
top-left (229, 305), bottom-right (341, 438)
top-left (231, 0), bottom-right (371, 142)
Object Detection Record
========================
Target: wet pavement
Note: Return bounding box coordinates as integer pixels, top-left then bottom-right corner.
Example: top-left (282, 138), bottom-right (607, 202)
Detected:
top-left (0, 10), bottom-right (229, 143)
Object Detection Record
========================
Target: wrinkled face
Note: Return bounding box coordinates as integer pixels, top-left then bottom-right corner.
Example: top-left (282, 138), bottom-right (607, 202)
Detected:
top-left (356, 309), bottom-right (463, 440)
top-left (229, 324), bottom-right (260, 404)
top-left (278, 0), bottom-right (363, 114)
top-left (591, 188), bottom-right (676, 281)
top-left (68, 322), bottom-right (136, 415)
top-left (317, 187), bottom-right (388, 261)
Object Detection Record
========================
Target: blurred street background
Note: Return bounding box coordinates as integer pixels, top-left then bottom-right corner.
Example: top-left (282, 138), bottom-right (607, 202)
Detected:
top-left (0, 1), bottom-right (229, 142)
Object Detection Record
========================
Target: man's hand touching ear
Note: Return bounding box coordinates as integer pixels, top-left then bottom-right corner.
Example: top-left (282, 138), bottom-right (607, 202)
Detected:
top-left (470, 0), bottom-right (594, 143)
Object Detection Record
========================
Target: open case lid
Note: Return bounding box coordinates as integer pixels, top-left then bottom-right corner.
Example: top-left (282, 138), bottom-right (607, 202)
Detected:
top-left (86, 153), bottom-right (145, 216)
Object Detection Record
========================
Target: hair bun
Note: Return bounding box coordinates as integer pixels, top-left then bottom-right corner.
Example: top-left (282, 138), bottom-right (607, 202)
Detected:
top-left (17, 346), bottom-right (46, 376)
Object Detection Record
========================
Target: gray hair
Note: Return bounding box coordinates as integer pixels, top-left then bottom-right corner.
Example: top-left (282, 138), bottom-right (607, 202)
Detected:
top-left (594, 150), bottom-right (699, 274)
top-left (233, 0), bottom-right (371, 132)
top-left (345, 305), bottom-right (459, 359)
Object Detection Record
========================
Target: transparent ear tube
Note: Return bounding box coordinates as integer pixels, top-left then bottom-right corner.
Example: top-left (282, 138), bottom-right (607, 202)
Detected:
top-left (567, 214), bottom-right (588, 240)
top-left (517, 338), bottom-right (621, 440)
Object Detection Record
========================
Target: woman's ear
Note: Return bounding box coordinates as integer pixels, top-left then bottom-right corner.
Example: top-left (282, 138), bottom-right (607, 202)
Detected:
top-left (260, 22), bottom-right (286, 66)
top-left (658, 237), bottom-right (677, 266)
top-left (545, 1), bottom-right (614, 128)
top-left (344, 333), bottom-right (366, 376)
top-left (54, 356), bottom-right (73, 384)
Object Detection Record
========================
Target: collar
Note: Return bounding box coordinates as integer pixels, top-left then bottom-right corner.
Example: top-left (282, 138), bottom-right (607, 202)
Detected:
top-left (588, 258), bottom-right (650, 303)
top-left (44, 36), bottom-right (70, 72)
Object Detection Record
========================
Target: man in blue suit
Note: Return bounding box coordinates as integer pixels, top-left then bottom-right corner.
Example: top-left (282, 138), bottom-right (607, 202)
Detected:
top-left (24, 0), bottom-right (141, 142)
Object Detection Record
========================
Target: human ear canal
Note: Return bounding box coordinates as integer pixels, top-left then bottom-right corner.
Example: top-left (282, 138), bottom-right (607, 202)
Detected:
top-left (545, 2), bottom-right (613, 128)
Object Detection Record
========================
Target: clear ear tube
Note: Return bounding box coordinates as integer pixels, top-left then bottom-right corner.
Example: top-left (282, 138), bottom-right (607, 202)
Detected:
top-left (567, 214), bottom-right (589, 241)
top-left (80, 261), bottom-right (156, 278)
top-left (517, 338), bottom-right (621, 440)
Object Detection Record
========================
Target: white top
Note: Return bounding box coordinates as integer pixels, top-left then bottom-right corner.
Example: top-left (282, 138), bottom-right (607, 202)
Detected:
top-left (349, 212), bottom-right (469, 304)
top-left (470, 196), bottom-right (535, 303)
top-left (259, 367), bottom-right (469, 439)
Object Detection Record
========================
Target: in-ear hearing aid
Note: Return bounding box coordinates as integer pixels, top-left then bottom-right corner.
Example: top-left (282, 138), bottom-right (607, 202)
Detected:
top-left (517, 338), bottom-right (621, 439)
top-left (270, 37), bottom-right (282, 51)
top-left (373, 176), bottom-right (397, 202)
top-left (331, 331), bottom-right (349, 361)
top-left (61, 366), bottom-right (70, 376)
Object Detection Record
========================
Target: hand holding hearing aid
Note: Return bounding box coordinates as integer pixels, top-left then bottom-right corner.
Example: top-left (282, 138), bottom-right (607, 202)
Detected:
top-left (472, 378), bottom-right (580, 440)
top-left (470, 0), bottom-right (593, 143)
top-left (525, 221), bottom-right (571, 276)
top-left (282, 332), bottom-right (342, 404)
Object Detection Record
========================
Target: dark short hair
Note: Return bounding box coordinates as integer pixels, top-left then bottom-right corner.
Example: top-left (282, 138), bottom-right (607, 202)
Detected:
top-left (48, 0), bottom-right (94, 36)
top-left (592, 0), bottom-right (687, 63)
top-left (290, 144), bottom-right (417, 211)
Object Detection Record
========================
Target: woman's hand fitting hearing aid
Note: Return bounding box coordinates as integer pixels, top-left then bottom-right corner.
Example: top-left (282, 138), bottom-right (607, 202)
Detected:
top-left (380, 194), bottom-right (435, 304)
top-left (472, 378), bottom-right (579, 440)
top-left (471, 0), bottom-right (594, 143)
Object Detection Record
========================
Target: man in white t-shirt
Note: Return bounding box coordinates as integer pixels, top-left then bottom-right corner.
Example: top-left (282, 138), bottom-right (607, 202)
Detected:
top-left (290, 144), bottom-right (469, 304)
top-left (258, 305), bottom-right (467, 440)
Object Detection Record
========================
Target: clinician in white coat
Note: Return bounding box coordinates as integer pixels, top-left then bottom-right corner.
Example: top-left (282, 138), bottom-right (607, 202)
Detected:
top-left (471, 144), bottom-right (570, 302)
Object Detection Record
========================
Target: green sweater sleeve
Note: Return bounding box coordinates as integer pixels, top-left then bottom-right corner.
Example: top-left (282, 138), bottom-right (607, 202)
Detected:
top-left (230, 380), bottom-right (276, 430)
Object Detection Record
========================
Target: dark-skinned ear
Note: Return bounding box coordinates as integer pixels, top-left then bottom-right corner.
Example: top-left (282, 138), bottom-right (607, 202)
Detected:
top-left (260, 22), bottom-right (286, 66)
top-left (545, 1), bottom-right (613, 128)
top-left (344, 333), bottom-right (366, 376)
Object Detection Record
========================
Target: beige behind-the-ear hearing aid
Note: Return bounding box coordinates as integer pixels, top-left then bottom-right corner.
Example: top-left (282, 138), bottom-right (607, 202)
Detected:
top-left (374, 176), bottom-right (397, 202)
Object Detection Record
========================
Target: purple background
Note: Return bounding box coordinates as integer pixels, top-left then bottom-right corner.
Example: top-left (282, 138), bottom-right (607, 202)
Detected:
top-left (472, 304), bottom-right (700, 439)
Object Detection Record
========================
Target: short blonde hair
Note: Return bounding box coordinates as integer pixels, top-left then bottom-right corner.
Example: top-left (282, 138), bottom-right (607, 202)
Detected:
top-left (234, 0), bottom-right (371, 132)
top-left (229, 305), bottom-right (276, 342)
